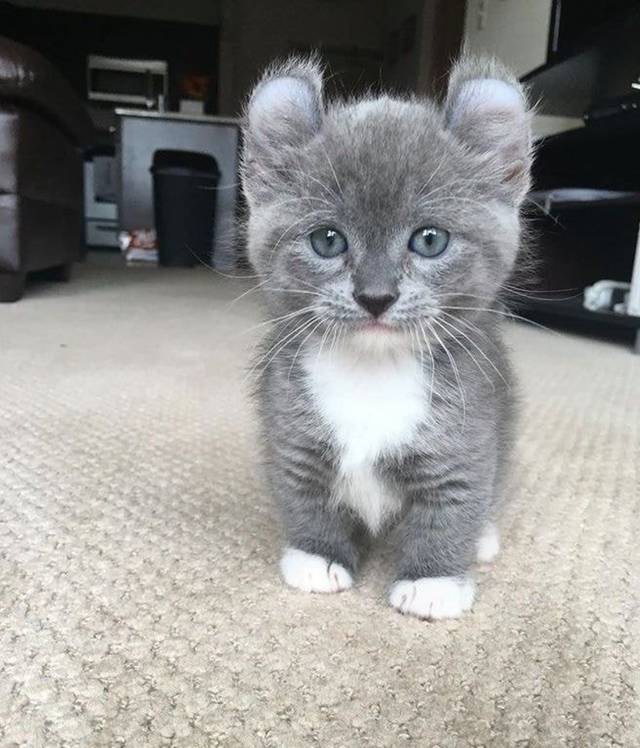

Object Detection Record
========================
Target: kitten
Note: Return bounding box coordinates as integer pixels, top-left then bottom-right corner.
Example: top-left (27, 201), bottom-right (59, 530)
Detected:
top-left (240, 55), bottom-right (532, 620)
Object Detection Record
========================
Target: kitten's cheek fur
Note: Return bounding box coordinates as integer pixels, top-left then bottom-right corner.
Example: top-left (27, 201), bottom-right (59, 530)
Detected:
top-left (280, 547), bottom-right (354, 593)
top-left (389, 576), bottom-right (475, 620)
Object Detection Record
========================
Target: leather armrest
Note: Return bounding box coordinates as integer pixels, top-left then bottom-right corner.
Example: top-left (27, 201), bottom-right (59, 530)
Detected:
top-left (0, 36), bottom-right (94, 146)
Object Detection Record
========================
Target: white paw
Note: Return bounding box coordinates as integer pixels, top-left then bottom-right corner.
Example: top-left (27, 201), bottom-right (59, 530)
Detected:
top-left (389, 576), bottom-right (475, 620)
top-left (476, 522), bottom-right (500, 563)
top-left (280, 547), bottom-right (353, 593)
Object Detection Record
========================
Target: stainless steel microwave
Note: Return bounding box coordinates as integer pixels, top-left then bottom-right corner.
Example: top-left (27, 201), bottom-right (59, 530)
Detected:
top-left (87, 55), bottom-right (168, 109)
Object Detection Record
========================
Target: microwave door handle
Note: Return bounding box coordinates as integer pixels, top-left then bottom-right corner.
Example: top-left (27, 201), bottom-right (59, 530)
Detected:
top-left (146, 68), bottom-right (153, 109)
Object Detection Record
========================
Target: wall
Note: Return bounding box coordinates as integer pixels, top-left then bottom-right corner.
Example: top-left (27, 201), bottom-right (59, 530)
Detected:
top-left (416, 0), bottom-right (465, 96)
top-left (6, 3), bottom-right (220, 124)
top-left (10, 0), bottom-right (221, 24)
top-left (217, 0), bottom-right (386, 115)
top-left (12, 0), bottom-right (458, 114)
top-left (382, 0), bottom-right (425, 93)
top-left (463, 0), bottom-right (553, 77)
top-left (463, 0), bottom-right (583, 136)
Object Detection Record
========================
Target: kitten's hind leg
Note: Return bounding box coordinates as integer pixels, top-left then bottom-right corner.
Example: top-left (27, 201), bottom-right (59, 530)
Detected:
top-left (476, 521), bottom-right (500, 564)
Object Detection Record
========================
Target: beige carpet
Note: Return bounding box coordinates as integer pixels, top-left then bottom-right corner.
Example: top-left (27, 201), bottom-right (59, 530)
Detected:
top-left (1, 257), bottom-right (639, 747)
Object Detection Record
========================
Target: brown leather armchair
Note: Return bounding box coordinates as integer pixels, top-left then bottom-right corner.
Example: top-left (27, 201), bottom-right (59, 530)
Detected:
top-left (0, 36), bottom-right (94, 301)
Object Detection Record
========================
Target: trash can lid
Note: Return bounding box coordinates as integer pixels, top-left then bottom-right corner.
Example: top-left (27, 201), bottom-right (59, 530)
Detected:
top-left (151, 149), bottom-right (220, 177)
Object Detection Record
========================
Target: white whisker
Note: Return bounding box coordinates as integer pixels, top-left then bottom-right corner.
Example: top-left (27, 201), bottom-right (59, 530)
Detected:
top-left (428, 319), bottom-right (466, 430)
top-left (438, 310), bottom-right (500, 352)
top-left (242, 305), bottom-right (317, 334)
top-left (417, 320), bottom-right (436, 410)
top-left (438, 305), bottom-right (557, 335)
top-left (287, 317), bottom-right (325, 383)
top-left (431, 317), bottom-right (497, 390)
top-left (226, 276), bottom-right (271, 309)
top-left (320, 144), bottom-right (344, 198)
top-left (246, 314), bottom-right (320, 382)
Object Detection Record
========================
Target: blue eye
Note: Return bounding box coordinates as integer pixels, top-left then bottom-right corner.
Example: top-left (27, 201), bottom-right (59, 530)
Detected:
top-left (309, 227), bottom-right (348, 258)
top-left (409, 226), bottom-right (450, 258)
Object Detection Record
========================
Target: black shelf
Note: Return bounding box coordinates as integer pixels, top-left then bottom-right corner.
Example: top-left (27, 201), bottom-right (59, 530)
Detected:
top-left (529, 189), bottom-right (640, 211)
top-left (515, 297), bottom-right (640, 330)
top-left (522, 5), bottom-right (640, 119)
top-left (523, 47), bottom-right (601, 118)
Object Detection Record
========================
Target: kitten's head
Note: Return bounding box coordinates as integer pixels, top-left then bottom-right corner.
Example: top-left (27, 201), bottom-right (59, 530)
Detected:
top-left (241, 55), bottom-right (532, 352)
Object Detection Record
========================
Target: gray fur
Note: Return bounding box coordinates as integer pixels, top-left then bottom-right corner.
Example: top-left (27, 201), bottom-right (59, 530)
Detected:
top-left (241, 56), bottom-right (532, 588)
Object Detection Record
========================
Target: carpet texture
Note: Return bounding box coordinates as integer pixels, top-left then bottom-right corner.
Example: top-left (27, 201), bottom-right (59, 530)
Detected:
top-left (1, 258), bottom-right (639, 747)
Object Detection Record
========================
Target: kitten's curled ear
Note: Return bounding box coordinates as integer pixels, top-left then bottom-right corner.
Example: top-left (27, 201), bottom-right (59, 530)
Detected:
top-left (242, 56), bottom-right (324, 204)
top-left (444, 56), bottom-right (533, 204)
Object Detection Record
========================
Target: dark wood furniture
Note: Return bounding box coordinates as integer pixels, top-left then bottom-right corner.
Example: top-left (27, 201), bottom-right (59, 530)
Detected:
top-left (0, 36), bottom-right (94, 301)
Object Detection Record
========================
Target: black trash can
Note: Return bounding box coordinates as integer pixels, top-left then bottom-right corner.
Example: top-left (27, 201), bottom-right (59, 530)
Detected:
top-left (151, 149), bottom-right (220, 267)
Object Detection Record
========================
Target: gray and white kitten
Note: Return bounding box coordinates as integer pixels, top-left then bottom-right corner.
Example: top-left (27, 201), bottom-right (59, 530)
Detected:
top-left (240, 55), bottom-right (532, 619)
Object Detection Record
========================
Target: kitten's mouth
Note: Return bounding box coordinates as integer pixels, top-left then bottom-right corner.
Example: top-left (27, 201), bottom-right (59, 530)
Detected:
top-left (358, 320), bottom-right (398, 333)
top-left (348, 319), bottom-right (408, 353)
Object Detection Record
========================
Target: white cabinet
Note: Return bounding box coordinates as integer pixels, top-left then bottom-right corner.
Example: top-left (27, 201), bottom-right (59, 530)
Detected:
top-left (84, 158), bottom-right (119, 248)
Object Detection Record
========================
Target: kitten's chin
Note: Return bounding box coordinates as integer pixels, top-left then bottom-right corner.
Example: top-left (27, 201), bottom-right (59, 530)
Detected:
top-left (347, 322), bottom-right (410, 355)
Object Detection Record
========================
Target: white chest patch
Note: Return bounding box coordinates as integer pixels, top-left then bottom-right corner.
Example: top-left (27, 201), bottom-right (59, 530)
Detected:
top-left (303, 341), bottom-right (428, 533)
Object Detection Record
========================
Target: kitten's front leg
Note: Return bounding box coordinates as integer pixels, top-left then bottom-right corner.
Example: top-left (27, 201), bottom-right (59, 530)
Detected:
top-left (390, 486), bottom-right (487, 620)
top-left (268, 450), bottom-right (359, 594)
top-left (278, 495), bottom-right (358, 593)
